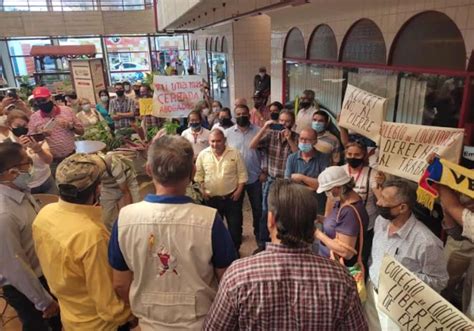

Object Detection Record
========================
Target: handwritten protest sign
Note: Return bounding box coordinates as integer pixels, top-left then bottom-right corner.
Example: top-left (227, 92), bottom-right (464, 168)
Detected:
top-left (378, 122), bottom-right (464, 182)
top-left (378, 255), bottom-right (473, 330)
top-left (339, 84), bottom-right (387, 144)
top-left (139, 98), bottom-right (153, 116)
top-left (152, 75), bottom-right (203, 118)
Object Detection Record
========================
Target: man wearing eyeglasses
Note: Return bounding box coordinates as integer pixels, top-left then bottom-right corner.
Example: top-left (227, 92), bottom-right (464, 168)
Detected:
top-left (0, 141), bottom-right (61, 331)
top-left (28, 86), bottom-right (84, 177)
top-left (365, 179), bottom-right (448, 330)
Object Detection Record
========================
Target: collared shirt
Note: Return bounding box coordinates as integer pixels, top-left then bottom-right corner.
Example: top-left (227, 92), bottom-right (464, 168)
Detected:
top-left (284, 150), bottom-right (331, 180)
top-left (369, 214), bottom-right (449, 293)
top-left (28, 105), bottom-right (82, 158)
top-left (32, 200), bottom-right (130, 330)
top-left (462, 208), bottom-right (474, 241)
top-left (295, 106), bottom-right (318, 133)
top-left (109, 96), bottom-right (136, 130)
top-left (181, 127), bottom-right (210, 156)
top-left (0, 184), bottom-right (53, 311)
top-left (195, 146), bottom-right (248, 196)
top-left (259, 130), bottom-right (299, 178)
top-left (225, 124), bottom-right (262, 184)
top-left (204, 243), bottom-right (368, 330)
top-left (318, 130), bottom-right (341, 164)
top-left (76, 109), bottom-right (102, 128)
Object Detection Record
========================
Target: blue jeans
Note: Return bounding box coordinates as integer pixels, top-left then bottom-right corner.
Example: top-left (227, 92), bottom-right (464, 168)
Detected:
top-left (259, 177), bottom-right (275, 245)
top-left (243, 180), bottom-right (263, 242)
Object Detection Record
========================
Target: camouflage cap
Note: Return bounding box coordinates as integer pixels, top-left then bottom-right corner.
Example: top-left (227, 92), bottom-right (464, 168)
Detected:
top-left (56, 153), bottom-right (106, 192)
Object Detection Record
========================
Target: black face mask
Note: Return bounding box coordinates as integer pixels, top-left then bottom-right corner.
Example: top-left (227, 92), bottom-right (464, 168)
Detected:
top-left (346, 158), bottom-right (364, 168)
top-left (270, 112), bottom-right (279, 121)
top-left (254, 102), bottom-right (263, 109)
top-left (12, 126), bottom-right (28, 137)
top-left (219, 118), bottom-right (233, 127)
top-left (300, 101), bottom-right (311, 109)
top-left (377, 206), bottom-right (397, 221)
top-left (38, 101), bottom-right (54, 113)
top-left (236, 116), bottom-right (250, 127)
top-left (116, 90), bottom-right (125, 97)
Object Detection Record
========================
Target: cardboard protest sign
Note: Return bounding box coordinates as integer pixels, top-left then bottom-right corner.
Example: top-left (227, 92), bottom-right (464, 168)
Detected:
top-left (139, 98), bottom-right (153, 116)
top-left (378, 122), bottom-right (464, 182)
top-left (339, 84), bottom-right (387, 144)
top-left (152, 75), bottom-right (203, 118)
top-left (378, 255), bottom-right (473, 330)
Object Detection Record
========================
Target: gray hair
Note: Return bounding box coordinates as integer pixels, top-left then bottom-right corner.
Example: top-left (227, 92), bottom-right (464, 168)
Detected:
top-left (383, 178), bottom-right (416, 209)
top-left (147, 135), bottom-right (194, 185)
top-left (268, 180), bottom-right (318, 247)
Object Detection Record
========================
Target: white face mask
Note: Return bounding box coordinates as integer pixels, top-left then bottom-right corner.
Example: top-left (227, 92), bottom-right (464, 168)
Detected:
top-left (82, 104), bottom-right (91, 112)
top-left (212, 107), bottom-right (220, 113)
top-left (202, 108), bottom-right (210, 116)
top-left (100, 96), bottom-right (109, 103)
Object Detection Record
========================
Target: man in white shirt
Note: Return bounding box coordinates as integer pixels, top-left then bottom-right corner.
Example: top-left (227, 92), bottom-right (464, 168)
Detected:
top-left (365, 179), bottom-right (448, 330)
top-left (181, 110), bottom-right (210, 158)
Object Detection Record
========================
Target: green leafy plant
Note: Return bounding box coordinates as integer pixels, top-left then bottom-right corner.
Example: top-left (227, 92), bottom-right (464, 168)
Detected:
top-left (77, 121), bottom-right (123, 151)
top-left (163, 120), bottom-right (180, 135)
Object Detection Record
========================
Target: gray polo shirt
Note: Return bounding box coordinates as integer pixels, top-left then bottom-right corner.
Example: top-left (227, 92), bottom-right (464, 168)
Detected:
top-left (369, 214), bottom-right (448, 293)
top-left (0, 184), bottom-right (53, 310)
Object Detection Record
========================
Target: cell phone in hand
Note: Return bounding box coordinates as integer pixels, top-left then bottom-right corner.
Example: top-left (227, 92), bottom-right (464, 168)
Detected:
top-left (270, 123), bottom-right (285, 131)
top-left (28, 133), bottom-right (46, 141)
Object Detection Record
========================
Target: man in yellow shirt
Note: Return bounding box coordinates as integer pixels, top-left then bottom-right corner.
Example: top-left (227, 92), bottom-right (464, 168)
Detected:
top-left (195, 129), bottom-right (248, 253)
top-left (32, 154), bottom-right (136, 331)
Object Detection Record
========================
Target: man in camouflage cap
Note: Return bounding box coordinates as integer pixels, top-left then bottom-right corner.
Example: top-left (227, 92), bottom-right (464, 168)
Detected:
top-left (32, 153), bottom-right (136, 330)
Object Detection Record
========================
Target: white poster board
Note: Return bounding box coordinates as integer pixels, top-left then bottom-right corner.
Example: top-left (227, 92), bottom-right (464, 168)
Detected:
top-left (378, 122), bottom-right (464, 182)
top-left (378, 255), bottom-right (473, 330)
top-left (339, 84), bottom-right (387, 144)
top-left (152, 75), bottom-right (203, 118)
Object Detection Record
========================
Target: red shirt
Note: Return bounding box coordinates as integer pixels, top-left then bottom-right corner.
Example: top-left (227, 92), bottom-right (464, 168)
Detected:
top-left (28, 105), bottom-right (83, 158)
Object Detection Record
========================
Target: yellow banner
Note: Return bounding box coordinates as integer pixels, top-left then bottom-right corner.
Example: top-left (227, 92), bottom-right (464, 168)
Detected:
top-left (378, 122), bottom-right (464, 182)
top-left (378, 255), bottom-right (473, 330)
top-left (139, 98), bottom-right (153, 116)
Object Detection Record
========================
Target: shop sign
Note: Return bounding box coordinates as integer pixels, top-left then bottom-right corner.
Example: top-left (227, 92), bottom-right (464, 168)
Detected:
top-left (339, 84), bottom-right (387, 144)
top-left (152, 75), bottom-right (203, 118)
top-left (378, 255), bottom-right (473, 330)
top-left (378, 122), bottom-right (464, 182)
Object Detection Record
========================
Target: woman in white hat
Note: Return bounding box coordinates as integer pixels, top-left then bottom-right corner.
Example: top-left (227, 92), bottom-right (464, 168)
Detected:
top-left (315, 166), bottom-right (369, 267)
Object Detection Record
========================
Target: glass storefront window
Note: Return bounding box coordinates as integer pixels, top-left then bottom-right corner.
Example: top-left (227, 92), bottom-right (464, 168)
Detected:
top-left (105, 36), bottom-right (148, 53)
top-left (8, 38), bottom-right (52, 56)
top-left (3, 0), bottom-right (48, 11)
top-left (110, 72), bottom-right (146, 84)
top-left (51, 0), bottom-right (95, 11)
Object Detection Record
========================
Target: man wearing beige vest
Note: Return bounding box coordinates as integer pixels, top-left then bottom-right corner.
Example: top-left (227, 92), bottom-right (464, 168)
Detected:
top-left (108, 135), bottom-right (237, 330)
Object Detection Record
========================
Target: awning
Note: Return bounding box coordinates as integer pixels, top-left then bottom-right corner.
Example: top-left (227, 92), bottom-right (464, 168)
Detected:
top-left (30, 45), bottom-right (96, 57)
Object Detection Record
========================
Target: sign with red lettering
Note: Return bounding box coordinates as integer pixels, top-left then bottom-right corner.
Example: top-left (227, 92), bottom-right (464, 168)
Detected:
top-left (152, 75), bottom-right (204, 118)
top-left (378, 122), bottom-right (464, 182)
top-left (339, 84), bottom-right (387, 144)
top-left (378, 255), bottom-right (473, 330)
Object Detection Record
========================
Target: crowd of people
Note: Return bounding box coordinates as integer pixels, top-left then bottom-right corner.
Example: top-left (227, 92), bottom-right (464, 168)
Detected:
top-left (0, 73), bottom-right (472, 331)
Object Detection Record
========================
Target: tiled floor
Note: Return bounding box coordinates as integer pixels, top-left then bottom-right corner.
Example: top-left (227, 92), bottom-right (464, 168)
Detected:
top-left (0, 192), bottom-right (258, 330)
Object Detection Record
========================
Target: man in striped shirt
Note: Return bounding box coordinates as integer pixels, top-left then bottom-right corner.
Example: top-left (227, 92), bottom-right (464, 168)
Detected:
top-left (204, 180), bottom-right (368, 330)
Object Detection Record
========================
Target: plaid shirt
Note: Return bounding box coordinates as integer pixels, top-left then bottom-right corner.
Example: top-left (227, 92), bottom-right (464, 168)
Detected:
top-left (259, 130), bottom-right (299, 178)
top-left (204, 244), bottom-right (368, 330)
top-left (109, 96), bottom-right (136, 130)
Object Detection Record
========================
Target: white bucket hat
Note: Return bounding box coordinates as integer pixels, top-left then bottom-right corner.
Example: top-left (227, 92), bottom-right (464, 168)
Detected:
top-left (316, 166), bottom-right (352, 194)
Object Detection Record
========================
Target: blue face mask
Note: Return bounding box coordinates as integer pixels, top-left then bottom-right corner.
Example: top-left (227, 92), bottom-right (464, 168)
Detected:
top-left (298, 142), bottom-right (313, 153)
top-left (311, 121), bottom-right (325, 133)
top-left (190, 122), bottom-right (201, 131)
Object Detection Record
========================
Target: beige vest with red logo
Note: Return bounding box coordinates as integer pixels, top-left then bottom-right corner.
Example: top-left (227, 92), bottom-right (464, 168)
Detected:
top-left (118, 201), bottom-right (218, 330)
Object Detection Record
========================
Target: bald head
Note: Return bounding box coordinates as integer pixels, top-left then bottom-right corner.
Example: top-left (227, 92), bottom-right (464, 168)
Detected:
top-left (234, 98), bottom-right (247, 107)
top-left (300, 128), bottom-right (318, 140)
